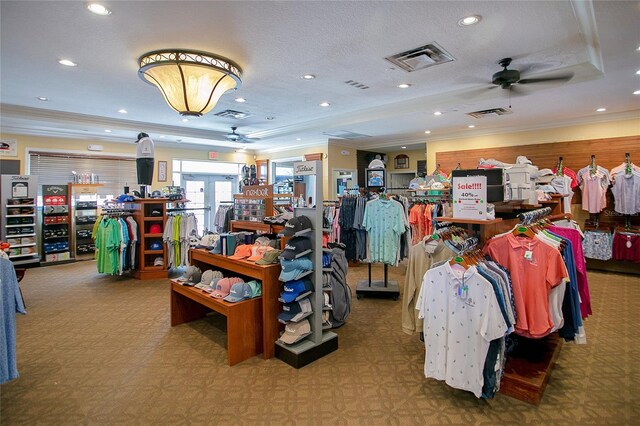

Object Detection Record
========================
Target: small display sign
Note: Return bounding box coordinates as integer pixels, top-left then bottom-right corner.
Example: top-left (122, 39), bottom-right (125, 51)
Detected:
top-left (452, 176), bottom-right (487, 220)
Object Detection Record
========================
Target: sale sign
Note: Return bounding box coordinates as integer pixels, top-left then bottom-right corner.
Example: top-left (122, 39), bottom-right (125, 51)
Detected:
top-left (452, 176), bottom-right (487, 219)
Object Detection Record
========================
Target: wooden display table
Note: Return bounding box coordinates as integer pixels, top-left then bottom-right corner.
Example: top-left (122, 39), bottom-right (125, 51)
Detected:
top-left (170, 280), bottom-right (262, 366)
top-left (189, 248), bottom-right (282, 359)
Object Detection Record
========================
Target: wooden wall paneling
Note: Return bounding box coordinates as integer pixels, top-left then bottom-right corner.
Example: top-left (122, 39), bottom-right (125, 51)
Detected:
top-left (434, 135), bottom-right (640, 176)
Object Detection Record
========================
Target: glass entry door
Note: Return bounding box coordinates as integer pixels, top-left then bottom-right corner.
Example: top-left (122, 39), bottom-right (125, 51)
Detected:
top-left (181, 174), bottom-right (238, 234)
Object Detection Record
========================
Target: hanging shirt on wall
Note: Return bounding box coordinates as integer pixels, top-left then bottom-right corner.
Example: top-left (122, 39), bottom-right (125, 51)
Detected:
top-left (577, 166), bottom-right (611, 214)
top-left (362, 199), bottom-right (406, 265)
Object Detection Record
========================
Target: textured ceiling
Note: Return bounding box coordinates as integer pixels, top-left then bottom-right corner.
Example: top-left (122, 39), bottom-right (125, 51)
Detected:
top-left (1, 0), bottom-right (639, 153)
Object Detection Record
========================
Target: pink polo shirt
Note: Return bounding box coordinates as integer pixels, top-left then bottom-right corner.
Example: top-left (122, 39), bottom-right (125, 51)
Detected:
top-left (484, 234), bottom-right (568, 338)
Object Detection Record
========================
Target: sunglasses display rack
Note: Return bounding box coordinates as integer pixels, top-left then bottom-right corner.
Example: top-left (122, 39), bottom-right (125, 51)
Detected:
top-left (1, 175), bottom-right (41, 266)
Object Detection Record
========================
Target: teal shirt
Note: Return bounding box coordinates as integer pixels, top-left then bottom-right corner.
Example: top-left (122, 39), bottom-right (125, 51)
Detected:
top-left (362, 199), bottom-right (406, 265)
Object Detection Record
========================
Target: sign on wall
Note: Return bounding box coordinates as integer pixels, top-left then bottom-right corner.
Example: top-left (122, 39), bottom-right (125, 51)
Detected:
top-left (452, 176), bottom-right (487, 220)
top-left (294, 161), bottom-right (316, 176)
top-left (0, 139), bottom-right (17, 157)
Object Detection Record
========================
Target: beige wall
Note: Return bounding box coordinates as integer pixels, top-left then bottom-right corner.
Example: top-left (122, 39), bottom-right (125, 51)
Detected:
top-left (0, 133), bottom-right (252, 190)
top-left (426, 117), bottom-right (640, 171)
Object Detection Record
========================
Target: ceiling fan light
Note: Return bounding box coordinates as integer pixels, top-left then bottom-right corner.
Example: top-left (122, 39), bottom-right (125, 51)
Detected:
top-left (138, 50), bottom-right (242, 117)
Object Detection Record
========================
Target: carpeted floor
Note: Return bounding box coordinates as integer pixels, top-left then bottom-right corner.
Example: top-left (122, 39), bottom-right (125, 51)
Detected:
top-left (1, 260), bottom-right (638, 425)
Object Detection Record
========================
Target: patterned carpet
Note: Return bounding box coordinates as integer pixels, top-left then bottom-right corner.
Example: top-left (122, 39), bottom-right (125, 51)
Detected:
top-left (1, 260), bottom-right (638, 425)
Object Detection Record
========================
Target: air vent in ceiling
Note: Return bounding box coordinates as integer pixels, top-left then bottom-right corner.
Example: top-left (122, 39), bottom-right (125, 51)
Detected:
top-left (323, 130), bottom-right (372, 140)
top-left (344, 80), bottom-right (370, 89)
top-left (466, 108), bottom-right (513, 119)
top-left (385, 42), bottom-right (455, 72)
top-left (213, 109), bottom-right (251, 120)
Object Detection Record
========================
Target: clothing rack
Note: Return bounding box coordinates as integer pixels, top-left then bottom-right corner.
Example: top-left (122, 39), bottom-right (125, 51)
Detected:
top-left (517, 207), bottom-right (552, 225)
top-left (356, 262), bottom-right (400, 301)
top-left (166, 207), bottom-right (211, 212)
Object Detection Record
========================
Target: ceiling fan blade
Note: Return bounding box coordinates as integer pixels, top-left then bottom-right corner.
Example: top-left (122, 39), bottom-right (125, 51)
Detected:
top-left (518, 72), bottom-right (574, 84)
top-left (508, 85), bottom-right (529, 97)
top-left (461, 85), bottom-right (498, 98)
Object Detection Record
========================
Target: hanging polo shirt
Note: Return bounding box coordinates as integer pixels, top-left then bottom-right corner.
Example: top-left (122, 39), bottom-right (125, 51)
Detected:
top-left (611, 171), bottom-right (640, 215)
top-left (483, 233), bottom-right (568, 338)
top-left (401, 238), bottom-right (455, 334)
top-left (577, 166), bottom-right (610, 214)
top-left (418, 263), bottom-right (507, 398)
top-left (362, 199), bottom-right (406, 265)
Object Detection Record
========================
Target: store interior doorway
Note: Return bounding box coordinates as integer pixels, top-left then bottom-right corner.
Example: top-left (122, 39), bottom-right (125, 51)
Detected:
top-left (181, 174), bottom-right (237, 234)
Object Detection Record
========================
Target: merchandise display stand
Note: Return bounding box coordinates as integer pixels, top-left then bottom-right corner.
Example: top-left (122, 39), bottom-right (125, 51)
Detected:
top-left (1, 175), bottom-right (40, 266)
top-left (188, 249), bottom-right (282, 360)
top-left (70, 183), bottom-right (103, 260)
top-left (275, 161), bottom-right (338, 368)
top-left (41, 184), bottom-right (72, 264)
top-left (435, 214), bottom-right (561, 405)
top-left (356, 263), bottom-right (400, 300)
top-left (132, 198), bottom-right (168, 280)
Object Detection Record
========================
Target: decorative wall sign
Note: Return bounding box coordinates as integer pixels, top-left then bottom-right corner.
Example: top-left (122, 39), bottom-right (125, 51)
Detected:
top-left (394, 154), bottom-right (409, 169)
top-left (158, 161), bottom-right (167, 182)
top-left (0, 139), bottom-right (17, 157)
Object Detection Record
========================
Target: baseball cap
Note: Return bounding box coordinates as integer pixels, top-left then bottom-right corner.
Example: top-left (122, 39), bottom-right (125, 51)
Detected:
top-left (198, 270), bottom-right (214, 287)
top-left (149, 223), bottom-right (163, 234)
top-left (280, 236), bottom-right (312, 260)
top-left (279, 215), bottom-right (313, 237)
top-left (196, 234), bottom-right (218, 249)
top-left (177, 265), bottom-right (200, 282)
top-left (153, 257), bottom-right (164, 266)
top-left (278, 319), bottom-right (311, 345)
top-left (211, 277), bottom-right (237, 298)
top-left (209, 237), bottom-right (223, 255)
top-left (255, 249), bottom-right (283, 265)
top-left (228, 244), bottom-right (253, 260)
top-left (247, 245), bottom-right (274, 262)
top-left (254, 236), bottom-right (272, 246)
top-left (150, 241), bottom-right (163, 250)
top-left (279, 278), bottom-right (314, 303)
top-left (279, 256), bottom-right (313, 282)
top-left (278, 297), bottom-right (313, 323)
top-left (151, 209), bottom-right (162, 216)
top-left (223, 281), bottom-right (252, 303)
top-left (246, 280), bottom-right (262, 298)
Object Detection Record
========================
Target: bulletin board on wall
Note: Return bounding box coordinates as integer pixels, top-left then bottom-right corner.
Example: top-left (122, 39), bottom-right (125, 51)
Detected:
top-left (434, 135), bottom-right (640, 176)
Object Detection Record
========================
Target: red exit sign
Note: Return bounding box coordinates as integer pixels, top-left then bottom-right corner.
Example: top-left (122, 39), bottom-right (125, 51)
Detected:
top-left (208, 151), bottom-right (218, 160)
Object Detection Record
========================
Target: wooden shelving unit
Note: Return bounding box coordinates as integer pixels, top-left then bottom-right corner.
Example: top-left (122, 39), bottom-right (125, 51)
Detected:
top-left (132, 198), bottom-right (168, 280)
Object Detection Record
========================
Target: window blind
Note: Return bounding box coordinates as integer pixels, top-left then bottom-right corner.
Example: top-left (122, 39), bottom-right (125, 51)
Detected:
top-left (28, 152), bottom-right (138, 197)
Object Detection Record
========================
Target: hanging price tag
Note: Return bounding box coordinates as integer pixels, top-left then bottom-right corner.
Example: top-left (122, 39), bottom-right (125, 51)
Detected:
top-left (524, 250), bottom-right (534, 261)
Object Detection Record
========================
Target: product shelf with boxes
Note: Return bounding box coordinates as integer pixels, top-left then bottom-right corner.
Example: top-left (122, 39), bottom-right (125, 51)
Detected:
top-left (70, 183), bottom-right (103, 259)
top-left (132, 198), bottom-right (168, 280)
top-left (231, 185), bottom-right (292, 233)
top-left (41, 184), bottom-right (72, 264)
top-left (1, 175), bottom-right (40, 266)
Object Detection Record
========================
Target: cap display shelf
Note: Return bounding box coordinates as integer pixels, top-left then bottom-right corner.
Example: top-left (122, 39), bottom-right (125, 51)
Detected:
top-left (132, 198), bottom-right (168, 280)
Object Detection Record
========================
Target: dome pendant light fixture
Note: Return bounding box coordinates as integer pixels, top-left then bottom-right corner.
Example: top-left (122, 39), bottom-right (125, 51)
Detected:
top-left (138, 49), bottom-right (242, 117)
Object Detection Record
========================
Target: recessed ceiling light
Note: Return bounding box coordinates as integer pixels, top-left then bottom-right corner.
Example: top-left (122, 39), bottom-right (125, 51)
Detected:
top-left (401, 146), bottom-right (407, 149)
top-left (118, 109), bottom-right (128, 114)
top-left (37, 97), bottom-right (48, 101)
top-left (433, 111), bottom-right (442, 116)
top-left (634, 90), bottom-right (640, 95)
top-left (424, 130), bottom-right (431, 134)
top-left (458, 15), bottom-right (481, 26)
top-left (302, 74), bottom-right (316, 80)
top-left (104, 129), bottom-right (112, 133)
top-left (637, 69), bottom-right (640, 75)
top-left (397, 83), bottom-right (411, 89)
top-left (87, 3), bottom-right (112, 16)
top-left (235, 97), bottom-right (246, 103)
top-left (319, 102), bottom-right (330, 107)
top-left (182, 118), bottom-right (189, 122)
top-left (58, 59), bottom-right (77, 67)
top-left (596, 108), bottom-right (606, 112)
top-left (296, 138), bottom-right (301, 141)
top-left (159, 135), bottom-right (166, 138)
top-left (468, 125), bottom-right (475, 128)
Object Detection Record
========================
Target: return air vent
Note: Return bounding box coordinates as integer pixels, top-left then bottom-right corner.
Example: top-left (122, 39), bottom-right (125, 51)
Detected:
top-left (323, 130), bottom-right (372, 140)
top-left (385, 42), bottom-right (455, 72)
top-left (213, 109), bottom-right (251, 120)
top-left (466, 107), bottom-right (513, 119)
top-left (344, 80), bottom-right (370, 89)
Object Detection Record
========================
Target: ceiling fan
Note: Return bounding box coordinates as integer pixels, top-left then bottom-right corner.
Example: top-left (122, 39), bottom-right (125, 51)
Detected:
top-left (490, 57), bottom-right (574, 91)
top-left (224, 127), bottom-right (258, 143)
